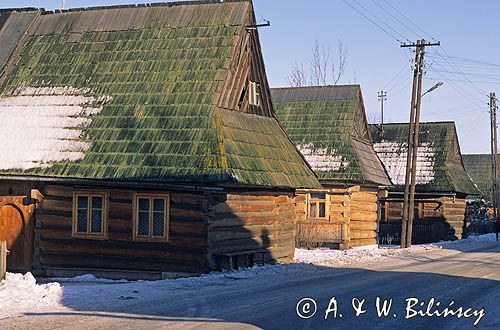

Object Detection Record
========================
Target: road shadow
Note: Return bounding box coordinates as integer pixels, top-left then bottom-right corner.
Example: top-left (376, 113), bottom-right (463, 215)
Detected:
top-left (23, 249), bottom-right (500, 330)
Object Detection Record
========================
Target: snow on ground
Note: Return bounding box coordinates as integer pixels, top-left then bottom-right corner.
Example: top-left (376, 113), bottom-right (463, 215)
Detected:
top-left (294, 243), bottom-right (438, 266)
top-left (0, 273), bottom-right (62, 318)
top-left (435, 233), bottom-right (498, 247)
top-left (294, 233), bottom-right (498, 267)
top-left (48, 274), bottom-right (129, 284)
top-left (0, 234), bottom-right (497, 319)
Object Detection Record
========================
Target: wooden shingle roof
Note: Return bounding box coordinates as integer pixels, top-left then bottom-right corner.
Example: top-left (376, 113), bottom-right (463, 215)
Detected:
top-left (462, 154), bottom-right (495, 200)
top-left (271, 85), bottom-right (391, 186)
top-left (0, 1), bottom-right (320, 189)
top-left (370, 122), bottom-right (480, 195)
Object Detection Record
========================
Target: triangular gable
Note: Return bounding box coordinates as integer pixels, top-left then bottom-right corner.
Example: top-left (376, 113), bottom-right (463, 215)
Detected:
top-left (272, 85), bottom-right (391, 185)
top-left (217, 3), bottom-right (272, 117)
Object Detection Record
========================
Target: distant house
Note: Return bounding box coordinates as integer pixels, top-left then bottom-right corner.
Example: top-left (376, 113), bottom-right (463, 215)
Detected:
top-left (462, 154), bottom-right (496, 202)
top-left (272, 85), bottom-right (391, 249)
top-left (370, 122), bottom-right (480, 243)
top-left (0, 1), bottom-right (320, 278)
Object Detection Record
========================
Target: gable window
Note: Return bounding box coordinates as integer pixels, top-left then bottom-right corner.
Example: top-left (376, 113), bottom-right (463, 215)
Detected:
top-left (248, 81), bottom-right (260, 106)
top-left (307, 192), bottom-right (329, 220)
top-left (72, 192), bottom-right (108, 239)
top-left (133, 194), bottom-right (170, 242)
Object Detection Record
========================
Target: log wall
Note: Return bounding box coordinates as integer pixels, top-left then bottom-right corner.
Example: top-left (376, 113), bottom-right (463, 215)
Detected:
top-left (0, 180), bottom-right (297, 275)
top-left (442, 196), bottom-right (467, 240)
top-left (295, 185), bottom-right (381, 249)
top-left (349, 187), bottom-right (379, 247)
top-left (208, 191), bottom-right (296, 267)
top-left (37, 184), bottom-right (210, 274)
top-left (383, 194), bottom-right (466, 242)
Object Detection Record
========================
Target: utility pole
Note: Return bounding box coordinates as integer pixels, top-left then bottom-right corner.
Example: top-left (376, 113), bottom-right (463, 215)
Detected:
top-left (378, 91), bottom-right (387, 135)
top-left (400, 39), bottom-right (440, 248)
top-left (62, 0), bottom-right (65, 10)
top-left (489, 92), bottom-right (500, 241)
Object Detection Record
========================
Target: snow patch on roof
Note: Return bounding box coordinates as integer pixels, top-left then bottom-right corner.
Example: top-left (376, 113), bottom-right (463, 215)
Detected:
top-left (297, 143), bottom-right (349, 172)
top-left (373, 141), bottom-right (435, 185)
top-left (0, 86), bottom-right (111, 170)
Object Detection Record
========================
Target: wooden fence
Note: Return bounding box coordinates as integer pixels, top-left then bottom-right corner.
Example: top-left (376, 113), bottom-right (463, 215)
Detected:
top-left (0, 241), bottom-right (6, 281)
top-left (379, 223), bottom-right (435, 244)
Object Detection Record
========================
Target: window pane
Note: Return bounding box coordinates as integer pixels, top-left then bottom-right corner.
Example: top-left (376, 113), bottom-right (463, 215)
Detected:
top-left (319, 202), bottom-right (326, 218)
top-left (77, 209), bottom-right (87, 233)
top-left (138, 211), bottom-right (150, 236)
top-left (310, 192), bottom-right (326, 200)
top-left (153, 212), bottom-right (165, 237)
top-left (91, 210), bottom-right (102, 233)
top-left (77, 195), bottom-right (88, 209)
top-left (92, 196), bottom-right (103, 209)
top-left (138, 198), bottom-right (150, 212)
top-left (153, 198), bottom-right (164, 212)
top-left (309, 202), bottom-right (317, 218)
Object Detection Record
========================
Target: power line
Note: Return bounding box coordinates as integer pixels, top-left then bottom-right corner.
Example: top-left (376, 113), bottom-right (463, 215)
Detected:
top-left (436, 55), bottom-right (500, 68)
top-left (433, 47), bottom-right (489, 96)
top-left (370, 0), bottom-right (421, 39)
top-left (383, 61), bottom-right (411, 92)
top-left (430, 70), bottom-right (500, 79)
top-left (379, 0), bottom-right (437, 41)
top-left (389, 79), bottom-right (412, 97)
top-left (372, 1), bottom-right (489, 97)
top-left (350, 0), bottom-right (410, 42)
top-left (341, 0), bottom-right (405, 43)
top-left (428, 67), bottom-right (487, 106)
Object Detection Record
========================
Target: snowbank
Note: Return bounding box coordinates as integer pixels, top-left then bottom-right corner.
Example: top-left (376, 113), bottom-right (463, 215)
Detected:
top-left (294, 233), bottom-right (498, 266)
top-left (48, 274), bottom-right (129, 284)
top-left (435, 233), bottom-right (498, 247)
top-left (0, 273), bottom-right (61, 318)
top-left (294, 244), bottom-right (437, 266)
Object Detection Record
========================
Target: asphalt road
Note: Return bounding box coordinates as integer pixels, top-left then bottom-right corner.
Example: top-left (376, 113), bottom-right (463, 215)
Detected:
top-left (3, 242), bottom-right (500, 330)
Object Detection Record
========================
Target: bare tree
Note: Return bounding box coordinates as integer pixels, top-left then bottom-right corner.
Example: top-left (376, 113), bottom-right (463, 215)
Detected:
top-left (287, 61), bottom-right (308, 87)
top-left (332, 41), bottom-right (347, 85)
top-left (311, 40), bottom-right (330, 85)
top-left (367, 111), bottom-right (392, 125)
top-left (288, 40), bottom-right (348, 87)
top-left (367, 111), bottom-right (381, 125)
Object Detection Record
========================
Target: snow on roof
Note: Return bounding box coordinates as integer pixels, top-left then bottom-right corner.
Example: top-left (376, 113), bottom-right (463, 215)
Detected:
top-left (373, 141), bottom-right (435, 185)
top-left (297, 143), bottom-right (348, 173)
top-left (0, 86), bottom-right (110, 170)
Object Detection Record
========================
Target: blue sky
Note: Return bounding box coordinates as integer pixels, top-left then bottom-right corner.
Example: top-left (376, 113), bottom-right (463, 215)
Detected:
top-left (2, 0), bottom-right (499, 153)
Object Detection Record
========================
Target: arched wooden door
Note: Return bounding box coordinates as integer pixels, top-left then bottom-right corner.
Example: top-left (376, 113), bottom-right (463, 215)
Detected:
top-left (0, 203), bottom-right (32, 271)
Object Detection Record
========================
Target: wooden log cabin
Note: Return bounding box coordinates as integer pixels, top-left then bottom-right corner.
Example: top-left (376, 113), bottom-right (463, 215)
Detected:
top-left (271, 85), bottom-right (392, 249)
top-left (462, 154), bottom-right (495, 202)
top-left (370, 122), bottom-right (481, 243)
top-left (462, 154), bottom-right (498, 230)
top-left (0, 1), bottom-right (320, 279)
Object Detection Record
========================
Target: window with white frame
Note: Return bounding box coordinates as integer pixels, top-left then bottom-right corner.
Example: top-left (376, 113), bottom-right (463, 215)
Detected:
top-left (248, 81), bottom-right (260, 106)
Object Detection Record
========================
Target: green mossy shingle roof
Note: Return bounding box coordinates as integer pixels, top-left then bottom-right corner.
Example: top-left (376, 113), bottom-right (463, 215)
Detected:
top-left (0, 1), bottom-right (320, 189)
top-left (271, 85), bottom-right (391, 186)
top-left (462, 154), bottom-right (495, 200)
top-left (370, 122), bottom-right (480, 195)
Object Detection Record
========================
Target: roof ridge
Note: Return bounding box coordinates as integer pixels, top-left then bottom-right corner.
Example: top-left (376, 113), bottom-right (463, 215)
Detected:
top-left (39, 0), bottom-right (251, 15)
top-left (271, 84), bottom-right (361, 90)
top-left (0, 8), bottom-right (41, 12)
top-left (368, 121), bottom-right (456, 126)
